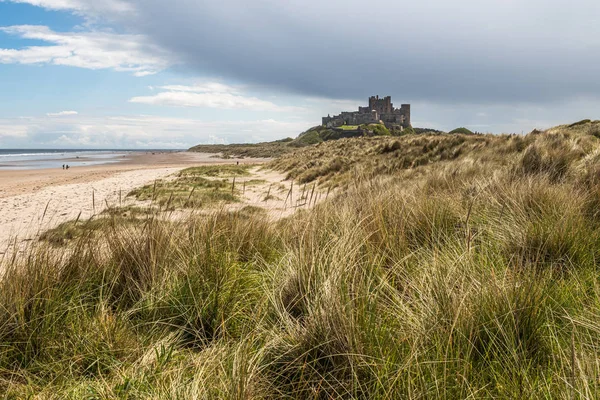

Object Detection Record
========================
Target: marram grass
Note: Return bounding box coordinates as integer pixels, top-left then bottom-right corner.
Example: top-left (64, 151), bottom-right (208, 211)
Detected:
top-left (3, 122), bottom-right (600, 398)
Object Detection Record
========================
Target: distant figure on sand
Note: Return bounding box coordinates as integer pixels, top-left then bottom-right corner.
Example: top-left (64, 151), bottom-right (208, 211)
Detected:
top-left (66, 165), bottom-right (70, 170)
top-left (62, 164), bottom-right (65, 169)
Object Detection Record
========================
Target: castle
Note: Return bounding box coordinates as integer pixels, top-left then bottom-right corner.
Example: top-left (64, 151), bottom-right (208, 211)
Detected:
top-left (322, 96), bottom-right (411, 130)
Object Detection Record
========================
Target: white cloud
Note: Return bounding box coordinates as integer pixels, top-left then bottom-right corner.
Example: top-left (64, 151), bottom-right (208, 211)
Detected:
top-left (3, 0), bottom-right (133, 17)
top-left (0, 113), bottom-right (312, 148)
top-left (129, 82), bottom-right (305, 112)
top-left (159, 82), bottom-right (242, 94)
top-left (47, 110), bottom-right (78, 116)
top-left (0, 25), bottom-right (172, 76)
top-left (8, 0), bottom-right (599, 134)
top-left (0, 123), bottom-right (28, 138)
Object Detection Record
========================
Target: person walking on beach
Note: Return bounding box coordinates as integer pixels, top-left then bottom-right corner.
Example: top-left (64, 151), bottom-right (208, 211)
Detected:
top-left (62, 164), bottom-right (65, 170)
top-left (66, 165), bottom-right (70, 170)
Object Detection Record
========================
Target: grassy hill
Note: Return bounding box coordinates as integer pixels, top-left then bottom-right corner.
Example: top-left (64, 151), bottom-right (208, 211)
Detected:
top-left (270, 132), bottom-right (499, 186)
top-left (449, 126), bottom-right (475, 134)
top-left (189, 123), bottom-right (401, 158)
top-left (4, 120), bottom-right (600, 397)
top-left (189, 137), bottom-right (295, 158)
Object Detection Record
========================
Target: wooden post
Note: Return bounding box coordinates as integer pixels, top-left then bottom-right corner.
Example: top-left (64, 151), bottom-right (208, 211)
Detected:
top-left (265, 184), bottom-right (272, 202)
top-left (186, 186), bottom-right (196, 207)
top-left (309, 184), bottom-right (316, 207)
top-left (151, 180), bottom-right (158, 203)
top-left (92, 189), bottom-right (96, 215)
top-left (41, 200), bottom-right (51, 223)
top-left (284, 181), bottom-right (293, 210)
top-left (119, 188), bottom-right (122, 207)
top-left (165, 191), bottom-right (174, 211)
top-left (243, 181), bottom-right (246, 195)
top-left (326, 186), bottom-right (331, 200)
top-left (232, 177), bottom-right (236, 195)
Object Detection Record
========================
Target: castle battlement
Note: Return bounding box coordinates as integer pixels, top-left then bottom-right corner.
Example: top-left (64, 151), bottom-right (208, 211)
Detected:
top-left (322, 95), bottom-right (411, 130)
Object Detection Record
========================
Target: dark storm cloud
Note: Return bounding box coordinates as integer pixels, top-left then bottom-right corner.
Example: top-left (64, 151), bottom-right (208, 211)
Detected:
top-left (116, 0), bottom-right (600, 104)
top-left (8, 0), bottom-right (599, 133)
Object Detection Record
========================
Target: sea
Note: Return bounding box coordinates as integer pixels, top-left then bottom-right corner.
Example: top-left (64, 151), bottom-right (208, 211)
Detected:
top-left (0, 149), bottom-right (162, 170)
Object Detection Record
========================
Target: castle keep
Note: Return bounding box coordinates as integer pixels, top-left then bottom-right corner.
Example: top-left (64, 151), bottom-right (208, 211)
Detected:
top-left (322, 96), bottom-right (411, 130)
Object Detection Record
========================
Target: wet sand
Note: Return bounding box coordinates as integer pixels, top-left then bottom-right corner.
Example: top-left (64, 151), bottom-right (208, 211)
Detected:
top-left (0, 152), bottom-right (265, 199)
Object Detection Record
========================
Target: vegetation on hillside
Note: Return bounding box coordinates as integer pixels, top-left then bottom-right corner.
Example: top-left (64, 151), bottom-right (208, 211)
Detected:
top-left (413, 127), bottom-right (446, 134)
top-left (189, 138), bottom-right (295, 158)
top-left (189, 123), bottom-right (398, 158)
top-left (270, 132), bottom-right (511, 187)
top-left (449, 127), bottom-right (475, 134)
top-left (4, 120), bottom-right (600, 397)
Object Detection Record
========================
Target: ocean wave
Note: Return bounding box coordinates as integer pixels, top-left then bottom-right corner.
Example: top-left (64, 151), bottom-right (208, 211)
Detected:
top-left (0, 151), bottom-right (112, 158)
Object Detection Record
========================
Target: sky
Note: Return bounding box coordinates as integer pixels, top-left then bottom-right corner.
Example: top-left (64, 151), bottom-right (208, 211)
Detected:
top-left (0, 0), bottom-right (599, 149)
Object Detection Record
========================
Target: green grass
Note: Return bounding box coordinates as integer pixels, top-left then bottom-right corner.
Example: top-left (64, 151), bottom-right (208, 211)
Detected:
top-left (189, 140), bottom-right (294, 158)
top-left (6, 121), bottom-right (600, 397)
top-left (128, 164), bottom-right (250, 209)
top-left (270, 133), bottom-right (505, 187)
top-left (128, 176), bottom-right (237, 209)
top-left (362, 123), bottom-right (391, 136)
top-left (569, 119), bottom-right (592, 127)
top-left (244, 179), bottom-right (267, 186)
top-left (293, 128), bottom-right (324, 145)
top-left (179, 164), bottom-right (251, 177)
top-left (189, 124), bottom-right (402, 157)
top-left (39, 206), bottom-right (154, 246)
top-left (449, 126), bottom-right (475, 134)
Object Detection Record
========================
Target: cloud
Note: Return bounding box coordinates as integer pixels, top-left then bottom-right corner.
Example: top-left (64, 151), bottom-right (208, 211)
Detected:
top-left (33, 0), bottom-right (600, 105)
top-left (5, 0), bottom-right (600, 133)
top-left (7, 0), bottom-right (600, 105)
top-left (47, 110), bottom-right (78, 116)
top-left (2, 0), bottom-right (133, 19)
top-left (0, 113), bottom-right (312, 148)
top-left (129, 82), bottom-right (305, 112)
top-left (0, 25), bottom-right (172, 76)
top-left (159, 82), bottom-right (242, 94)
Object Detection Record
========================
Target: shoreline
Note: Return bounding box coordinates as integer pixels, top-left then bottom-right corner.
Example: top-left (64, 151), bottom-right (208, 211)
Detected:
top-left (0, 151), bottom-right (266, 199)
top-left (0, 151), bottom-right (269, 252)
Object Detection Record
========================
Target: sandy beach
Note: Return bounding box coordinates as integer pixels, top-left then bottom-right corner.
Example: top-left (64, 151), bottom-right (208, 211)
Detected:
top-left (0, 152), bottom-right (268, 253)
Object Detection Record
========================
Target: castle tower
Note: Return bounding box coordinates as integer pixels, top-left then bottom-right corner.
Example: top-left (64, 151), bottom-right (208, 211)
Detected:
top-left (400, 104), bottom-right (411, 127)
top-left (368, 96), bottom-right (377, 111)
top-left (369, 95), bottom-right (393, 115)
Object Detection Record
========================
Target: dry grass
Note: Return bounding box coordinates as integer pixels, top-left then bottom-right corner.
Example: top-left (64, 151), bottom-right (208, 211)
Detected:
top-left (3, 121), bottom-right (600, 397)
top-left (269, 133), bottom-right (518, 187)
top-left (189, 139), bottom-right (295, 158)
top-left (127, 165), bottom-right (250, 209)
